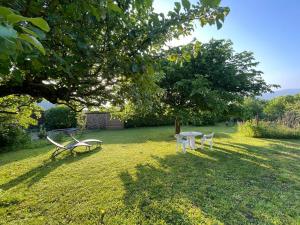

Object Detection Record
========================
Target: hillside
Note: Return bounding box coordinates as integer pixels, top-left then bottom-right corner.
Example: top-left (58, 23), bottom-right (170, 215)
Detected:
top-left (261, 89), bottom-right (300, 100)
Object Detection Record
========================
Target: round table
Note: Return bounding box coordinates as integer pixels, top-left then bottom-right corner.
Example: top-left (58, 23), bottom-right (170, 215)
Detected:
top-left (179, 131), bottom-right (203, 149)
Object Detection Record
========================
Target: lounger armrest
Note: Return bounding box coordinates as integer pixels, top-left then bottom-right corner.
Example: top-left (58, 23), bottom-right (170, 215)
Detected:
top-left (73, 142), bottom-right (92, 147)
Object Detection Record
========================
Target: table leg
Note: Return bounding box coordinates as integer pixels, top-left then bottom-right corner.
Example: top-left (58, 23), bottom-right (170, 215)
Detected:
top-left (189, 136), bottom-right (195, 150)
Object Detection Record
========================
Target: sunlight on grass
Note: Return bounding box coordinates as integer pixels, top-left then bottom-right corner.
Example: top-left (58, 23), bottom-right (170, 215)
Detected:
top-left (0, 125), bottom-right (299, 224)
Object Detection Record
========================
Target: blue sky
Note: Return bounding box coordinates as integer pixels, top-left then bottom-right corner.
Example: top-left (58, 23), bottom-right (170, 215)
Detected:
top-left (153, 0), bottom-right (300, 90)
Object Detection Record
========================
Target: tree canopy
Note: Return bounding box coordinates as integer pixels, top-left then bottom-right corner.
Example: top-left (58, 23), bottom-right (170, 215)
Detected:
top-left (159, 39), bottom-right (276, 132)
top-left (0, 0), bottom-right (230, 109)
top-left (264, 94), bottom-right (300, 121)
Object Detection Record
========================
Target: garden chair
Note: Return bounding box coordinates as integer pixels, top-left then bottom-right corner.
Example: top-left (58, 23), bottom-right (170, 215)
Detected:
top-left (70, 136), bottom-right (103, 148)
top-left (47, 136), bottom-right (91, 157)
top-left (201, 133), bottom-right (214, 149)
top-left (175, 134), bottom-right (189, 153)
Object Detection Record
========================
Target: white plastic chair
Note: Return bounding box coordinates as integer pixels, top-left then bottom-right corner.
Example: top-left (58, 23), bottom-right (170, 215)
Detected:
top-left (175, 134), bottom-right (189, 153)
top-left (201, 133), bottom-right (214, 149)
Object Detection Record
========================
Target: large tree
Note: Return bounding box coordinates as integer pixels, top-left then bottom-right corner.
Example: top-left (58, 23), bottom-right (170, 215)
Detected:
top-left (160, 39), bottom-right (277, 133)
top-left (0, 0), bottom-right (230, 109)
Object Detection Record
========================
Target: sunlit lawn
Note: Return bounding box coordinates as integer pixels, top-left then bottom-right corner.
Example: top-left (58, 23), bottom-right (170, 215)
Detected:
top-left (0, 125), bottom-right (299, 224)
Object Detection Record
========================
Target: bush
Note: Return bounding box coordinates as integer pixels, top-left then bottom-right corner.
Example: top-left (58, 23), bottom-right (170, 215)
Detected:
top-left (125, 111), bottom-right (218, 128)
top-left (238, 120), bottom-right (300, 139)
top-left (189, 112), bottom-right (217, 126)
top-left (38, 125), bottom-right (47, 139)
top-left (125, 114), bottom-right (173, 128)
top-left (45, 106), bottom-right (77, 130)
top-left (0, 125), bottom-right (31, 150)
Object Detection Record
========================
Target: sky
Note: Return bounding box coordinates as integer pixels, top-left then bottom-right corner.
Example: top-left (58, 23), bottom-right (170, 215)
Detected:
top-left (153, 0), bottom-right (300, 90)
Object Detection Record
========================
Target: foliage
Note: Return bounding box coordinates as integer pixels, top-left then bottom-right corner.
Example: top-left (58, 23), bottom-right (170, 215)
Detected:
top-left (125, 113), bottom-right (173, 128)
top-left (0, 6), bottom-right (49, 64)
top-left (0, 0), bottom-right (229, 109)
top-left (0, 124), bottom-right (30, 150)
top-left (76, 112), bottom-right (87, 131)
top-left (160, 39), bottom-right (276, 132)
top-left (0, 95), bottom-right (42, 128)
top-left (189, 111), bottom-right (219, 126)
top-left (239, 120), bottom-right (300, 139)
top-left (240, 97), bottom-right (266, 121)
top-left (264, 94), bottom-right (300, 121)
top-left (44, 106), bottom-right (77, 130)
top-left (0, 126), bottom-right (299, 224)
top-left (264, 96), bottom-right (287, 120)
top-left (280, 110), bottom-right (300, 128)
top-left (0, 95), bottom-right (41, 148)
top-left (38, 125), bottom-right (47, 139)
top-left (125, 108), bottom-right (218, 128)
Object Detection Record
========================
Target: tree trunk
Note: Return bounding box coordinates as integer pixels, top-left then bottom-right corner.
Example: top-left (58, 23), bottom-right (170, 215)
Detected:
top-left (175, 116), bottom-right (181, 134)
top-left (255, 113), bottom-right (259, 126)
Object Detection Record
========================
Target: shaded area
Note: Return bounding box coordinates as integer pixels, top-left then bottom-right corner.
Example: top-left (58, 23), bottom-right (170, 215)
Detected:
top-left (120, 141), bottom-right (300, 224)
top-left (0, 147), bottom-right (100, 191)
top-left (78, 125), bottom-right (235, 146)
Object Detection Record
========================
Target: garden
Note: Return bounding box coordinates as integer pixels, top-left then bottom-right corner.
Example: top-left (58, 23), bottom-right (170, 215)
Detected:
top-left (1, 125), bottom-right (300, 224)
top-left (0, 0), bottom-right (300, 224)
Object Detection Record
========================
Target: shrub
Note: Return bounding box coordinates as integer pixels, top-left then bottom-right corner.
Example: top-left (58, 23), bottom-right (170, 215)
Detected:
top-left (125, 114), bottom-right (173, 128)
top-left (45, 106), bottom-right (77, 130)
top-left (38, 125), bottom-right (47, 139)
top-left (238, 120), bottom-right (300, 139)
top-left (189, 112), bottom-right (217, 126)
top-left (0, 125), bottom-right (31, 151)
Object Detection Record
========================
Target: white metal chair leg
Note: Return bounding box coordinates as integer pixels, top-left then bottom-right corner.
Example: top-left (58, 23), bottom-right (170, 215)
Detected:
top-left (201, 139), bottom-right (205, 149)
top-left (182, 143), bottom-right (186, 153)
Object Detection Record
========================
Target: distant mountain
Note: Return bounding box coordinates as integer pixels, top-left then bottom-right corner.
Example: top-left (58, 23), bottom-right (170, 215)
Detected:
top-left (260, 89), bottom-right (300, 100)
top-left (37, 100), bottom-right (55, 110)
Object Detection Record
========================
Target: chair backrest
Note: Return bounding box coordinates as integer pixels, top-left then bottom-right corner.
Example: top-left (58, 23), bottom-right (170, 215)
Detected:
top-left (70, 135), bottom-right (80, 143)
top-left (46, 136), bottom-right (65, 148)
top-left (203, 132), bottom-right (214, 139)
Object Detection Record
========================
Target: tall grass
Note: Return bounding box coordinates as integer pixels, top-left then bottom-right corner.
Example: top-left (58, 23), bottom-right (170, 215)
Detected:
top-left (238, 120), bottom-right (300, 139)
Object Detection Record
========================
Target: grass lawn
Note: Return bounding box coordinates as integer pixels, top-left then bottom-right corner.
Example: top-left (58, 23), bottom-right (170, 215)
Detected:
top-left (0, 125), bottom-right (299, 225)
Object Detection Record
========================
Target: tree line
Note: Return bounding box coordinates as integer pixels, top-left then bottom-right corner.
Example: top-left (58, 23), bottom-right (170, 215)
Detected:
top-left (0, 0), bottom-right (276, 135)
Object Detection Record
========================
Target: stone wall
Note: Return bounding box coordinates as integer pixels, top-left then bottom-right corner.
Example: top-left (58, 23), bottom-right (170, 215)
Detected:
top-left (85, 112), bottom-right (123, 130)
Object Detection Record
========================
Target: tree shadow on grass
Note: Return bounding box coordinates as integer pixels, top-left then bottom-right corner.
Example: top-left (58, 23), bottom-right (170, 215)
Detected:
top-left (0, 144), bottom-right (53, 167)
top-left (79, 126), bottom-right (235, 145)
top-left (0, 147), bottom-right (101, 191)
top-left (119, 143), bottom-right (299, 224)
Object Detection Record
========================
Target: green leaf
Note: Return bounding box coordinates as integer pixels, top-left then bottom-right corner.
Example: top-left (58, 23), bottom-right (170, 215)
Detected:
top-left (6, 14), bottom-right (50, 32)
top-left (200, 17), bottom-right (207, 27)
top-left (201, 0), bottom-right (220, 7)
top-left (223, 7), bottom-right (230, 16)
top-left (0, 24), bottom-right (17, 40)
top-left (89, 5), bottom-right (101, 21)
top-left (27, 18), bottom-right (50, 32)
top-left (108, 0), bottom-right (122, 14)
top-left (0, 6), bottom-right (14, 17)
top-left (6, 14), bottom-right (26, 24)
top-left (20, 27), bottom-right (38, 37)
top-left (174, 2), bottom-right (181, 13)
top-left (216, 20), bottom-right (222, 30)
top-left (18, 33), bottom-right (45, 55)
top-left (181, 0), bottom-right (191, 10)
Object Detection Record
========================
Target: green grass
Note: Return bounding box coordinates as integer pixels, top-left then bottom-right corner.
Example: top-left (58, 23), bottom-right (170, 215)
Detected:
top-left (0, 125), bottom-right (299, 225)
